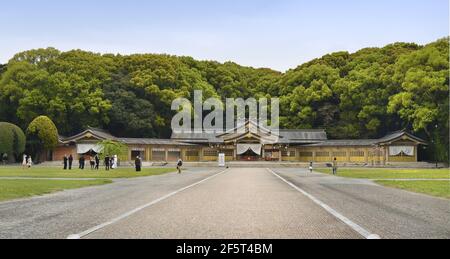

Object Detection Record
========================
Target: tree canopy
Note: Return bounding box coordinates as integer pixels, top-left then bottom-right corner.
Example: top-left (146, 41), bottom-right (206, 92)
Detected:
top-left (0, 38), bottom-right (448, 162)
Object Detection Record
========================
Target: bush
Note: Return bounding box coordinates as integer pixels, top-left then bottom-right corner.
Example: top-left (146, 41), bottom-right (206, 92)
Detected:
top-left (0, 122), bottom-right (26, 161)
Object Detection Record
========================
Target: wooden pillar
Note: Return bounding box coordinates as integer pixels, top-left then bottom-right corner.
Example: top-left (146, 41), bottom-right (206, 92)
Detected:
top-left (200, 147), bottom-right (204, 162)
top-left (165, 149), bottom-right (169, 162)
top-left (415, 145), bottom-right (418, 162)
top-left (313, 151), bottom-right (317, 163)
top-left (146, 147), bottom-right (150, 162)
top-left (385, 146), bottom-right (390, 163)
top-left (364, 148), bottom-right (369, 164)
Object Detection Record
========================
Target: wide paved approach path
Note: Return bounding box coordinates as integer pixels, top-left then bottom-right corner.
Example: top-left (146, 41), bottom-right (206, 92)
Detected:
top-left (1, 168), bottom-right (448, 239)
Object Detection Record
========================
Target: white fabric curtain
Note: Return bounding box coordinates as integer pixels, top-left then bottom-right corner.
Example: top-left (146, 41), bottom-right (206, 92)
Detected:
top-left (389, 146), bottom-right (414, 157)
top-left (77, 144), bottom-right (103, 154)
top-left (237, 144), bottom-right (262, 155)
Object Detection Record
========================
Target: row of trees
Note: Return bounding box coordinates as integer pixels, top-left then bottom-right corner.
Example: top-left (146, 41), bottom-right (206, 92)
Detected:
top-left (0, 38), bottom-right (448, 162)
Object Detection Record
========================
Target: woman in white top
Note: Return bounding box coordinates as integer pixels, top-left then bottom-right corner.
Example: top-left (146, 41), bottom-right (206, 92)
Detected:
top-left (27, 157), bottom-right (33, 168)
top-left (112, 155), bottom-right (118, 169)
top-left (22, 154), bottom-right (27, 169)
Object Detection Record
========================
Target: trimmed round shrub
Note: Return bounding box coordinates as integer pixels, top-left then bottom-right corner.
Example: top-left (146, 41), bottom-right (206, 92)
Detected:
top-left (26, 116), bottom-right (59, 150)
top-left (0, 122), bottom-right (26, 156)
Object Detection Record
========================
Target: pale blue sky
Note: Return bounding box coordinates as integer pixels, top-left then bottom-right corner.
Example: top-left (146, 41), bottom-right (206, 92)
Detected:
top-left (1, 0), bottom-right (448, 71)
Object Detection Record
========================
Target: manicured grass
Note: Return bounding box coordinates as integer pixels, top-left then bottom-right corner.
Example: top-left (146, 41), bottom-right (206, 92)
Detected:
top-left (316, 168), bottom-right (450, 179)
top-left (0, 179), bottom-right (112, 202)
top-left (0, 167), bottom-right (176, 179)
top-left (375, 180), bottom-right (450, 199)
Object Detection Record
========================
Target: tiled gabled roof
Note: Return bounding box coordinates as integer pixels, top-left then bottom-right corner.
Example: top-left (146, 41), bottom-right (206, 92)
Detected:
top-left (60, 127), bottom-right (117, 143)
top-left (304, 130), bottom-right (427, 147)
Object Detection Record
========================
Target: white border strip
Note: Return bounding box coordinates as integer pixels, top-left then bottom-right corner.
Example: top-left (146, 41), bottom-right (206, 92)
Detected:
top-left (267, 169), bottom-right (380, 240)
top-left (67, 169), bottom-right (228, 239)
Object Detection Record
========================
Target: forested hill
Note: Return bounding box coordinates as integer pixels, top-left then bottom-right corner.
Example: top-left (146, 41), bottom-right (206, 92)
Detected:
top-left (0, 38), bottom-right (448, 160)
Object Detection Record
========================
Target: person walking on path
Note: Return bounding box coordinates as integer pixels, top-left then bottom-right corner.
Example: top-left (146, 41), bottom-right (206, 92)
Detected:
top-left (309, 162), bottom-right (313, 174)
top-left (63, 155), bottom-right (68, 170)
top-left (68, 155), bottom-right (73, 170)
top-left (332, 158), bottom-right (338, 175)
top-left (135, 156), bottom-right (142, 172)
top-left (177, 158), bottom-right (183, 174)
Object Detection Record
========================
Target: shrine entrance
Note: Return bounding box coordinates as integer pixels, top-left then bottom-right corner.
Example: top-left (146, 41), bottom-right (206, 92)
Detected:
top-left (237, 144), bottom-right (263, 161)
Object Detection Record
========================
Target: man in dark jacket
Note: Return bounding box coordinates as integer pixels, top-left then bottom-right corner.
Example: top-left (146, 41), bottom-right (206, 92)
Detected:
top-left (80, 156), bottom-right (86, 170)
top-left (63, 155), bottom-right (68, 170)
top-left (95, 155), bottom-right (100, 170)
top-left (135, 156), bottom-right (142, 172)
top-left (105, 155), bottom-right (110, 171)
top-left (68, 155), bottom-right (73, 170)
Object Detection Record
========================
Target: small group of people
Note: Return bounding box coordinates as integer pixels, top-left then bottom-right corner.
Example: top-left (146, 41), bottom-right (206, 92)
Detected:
top-left (22, 154), bottom-right (33, 168)
top-left (133, 156), bottom-right (183, 173)
top-left (77, 155), bottom-right (101, 170)
top-left (307, 158), bottom-right (338, 175)
top-left (104, 155), bottom-right (118, 171)
top-left (63, 154), bottom-right (118, 171)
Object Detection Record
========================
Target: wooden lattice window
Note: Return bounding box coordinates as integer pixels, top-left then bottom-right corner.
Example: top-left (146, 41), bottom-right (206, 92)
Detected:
top-left (281, 150), bottom-right (296, 157)
top-left (350, 151), bottom-right (365, 157)
top-left (186, 150), bottom-right (199, 157)
top-left (316, 152), bottom-right (330, 157)
top-left (332, 151), bottom-right (347, 157)
top-left (203, 150), bottom-right (218, 157)
top-left (300, 152), bottom-right (313, 157)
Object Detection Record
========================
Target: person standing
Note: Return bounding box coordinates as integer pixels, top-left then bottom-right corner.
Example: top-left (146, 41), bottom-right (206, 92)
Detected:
top-left (79, 156), bottom-right (83, 170)
top-left (112, 155), bottom-right (118, 169)
top-left (2, 153), bottom-right (8, 165)
top-left (135, 156), bottom-right (142, 172)
top-left (68, 155), bottom-right (73, 170)
top-left (309, 162), bottom-right (313, 174)
top-left (110, 156), bottom-right (115, 170)
top-left (27, 156), bottom-right (33, 168)
top-left (80, 156), bottom-right (86, 170)
top-left (105, 155), bottom-right (110, 171)
top-left (95, 155), bottom-right (100, 170)
top-left (332, 158), bottom-right (338, 175)
top-left (177, 158), bottom-right (183, 174)
top-left (90, 156), bottom-right (95, 170)
top-left (63, 155), bottom-right (68, 170)
top-left (22, 154), bottom-right (28, 169)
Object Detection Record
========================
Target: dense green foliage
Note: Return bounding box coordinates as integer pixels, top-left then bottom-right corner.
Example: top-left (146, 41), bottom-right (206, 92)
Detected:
top-left (26, 116), bottom-right (59, 161)
top-left (97, 140), bottom-right (127, 159)
top-left (0, 122), bottom-right (26, 160)
top-left (0, 38), bottom-right (448, 162)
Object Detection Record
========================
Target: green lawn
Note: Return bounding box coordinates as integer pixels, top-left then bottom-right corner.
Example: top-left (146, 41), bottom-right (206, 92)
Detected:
top-left (0, 179), bottom-right (112, 202)
top-left (316, 168), bottom-right (450, 179)
top-left (0, 167), bottom-right (176, 179)
top-left (375, 180), bottom-right (450, 199)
